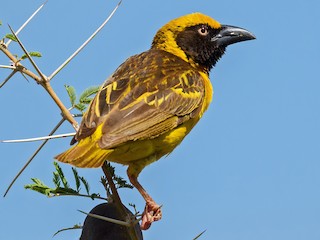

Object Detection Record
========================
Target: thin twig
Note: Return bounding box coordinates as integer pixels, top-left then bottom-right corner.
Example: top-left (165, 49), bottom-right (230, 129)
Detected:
top-left (0, 44), bottom-right (40, 81)
top-left (48, 0), bottom-right (122, 81)
top-left (8, 25), bottom-right (47, 82)
top-left (2, 132), bottom-right (75, 143)
top-left (0, 35), bottom-right (78, 129)
top-left (53, 224), bottom-right (82, 238)
top-left (5, 1), bottom-right (48, 47)
top-left (51, 192), bottom-right (108, 201)
top-left (78, 210), bottom-right (131, 227)
top-left (193, 230), bottom-right (207, 240)
top-left (0, 70), bottom-right (17, 88)
top-left (0, 65), bottom-right (15, 69)
top-left (4, 118), bottom-right (65, 197)
top-left (20, 72), bottom-right (30, 83)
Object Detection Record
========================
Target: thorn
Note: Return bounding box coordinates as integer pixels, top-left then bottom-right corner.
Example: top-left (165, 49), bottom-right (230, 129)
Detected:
top-left (193, 229), bottom-right (207, 240)
top-left (0, 70), bottom-right (17, 88)
top-left (48, 0), bottom-right (122, 81)
top-left (7, 25), bottom-right (48, 83)
top-left (1, 132), bottom-right (75, 143)
top-left (0, 65), bottom-right (15, 70)
top-left (6, 1), bottom-right (48, 47)
top-left (78, 209), bottom-right (131, 227)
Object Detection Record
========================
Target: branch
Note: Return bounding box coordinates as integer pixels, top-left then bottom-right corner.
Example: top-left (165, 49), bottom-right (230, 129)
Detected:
top-left (1, 1), bottom-right (122, 194)
top-left (5, 27), bottom-right (79, 129)
top-left (1, 3), bottom-right (143, 239)
top-left (3, 118), bottom-right (65, 197)
top-left (8, 25), bottom-right (47, 82)
top-left (48, 0), bottom-right (122, 81)
top-left (0, 43), bottom-right (41, 82)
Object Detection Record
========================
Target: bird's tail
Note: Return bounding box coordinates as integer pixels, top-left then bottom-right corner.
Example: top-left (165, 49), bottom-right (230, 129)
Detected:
top-left (55, 139), bottom-right (113, 168)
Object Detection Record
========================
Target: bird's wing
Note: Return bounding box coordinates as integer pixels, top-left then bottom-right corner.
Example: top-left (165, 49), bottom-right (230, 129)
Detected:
top-left (75, 50), bottom-right (206, 149)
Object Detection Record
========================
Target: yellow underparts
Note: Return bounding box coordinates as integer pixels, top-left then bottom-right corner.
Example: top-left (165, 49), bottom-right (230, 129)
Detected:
top-left (56, 117), bottom-right (200, 176)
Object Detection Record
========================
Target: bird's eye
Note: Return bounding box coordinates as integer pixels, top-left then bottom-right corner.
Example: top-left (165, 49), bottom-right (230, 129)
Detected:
top-left (198, 25), bottom-right (209, 36)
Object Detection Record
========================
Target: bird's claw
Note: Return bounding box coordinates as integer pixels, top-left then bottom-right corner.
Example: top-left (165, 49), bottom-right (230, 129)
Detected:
top-left (140, 202), bottom-right (162, 230)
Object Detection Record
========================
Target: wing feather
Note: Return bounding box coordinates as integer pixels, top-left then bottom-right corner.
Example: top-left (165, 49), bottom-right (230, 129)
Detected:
top-left (74, 49), bottom-right (206, 149)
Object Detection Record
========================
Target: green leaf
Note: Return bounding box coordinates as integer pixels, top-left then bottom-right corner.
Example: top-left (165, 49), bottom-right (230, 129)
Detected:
top-left (5, 33), bottom-right (17, 42)
top-left (53, 171), bottom-right (61, 188)
top-left (79, 97), bottom-right (94, 104)
top-left (29, 51), bottom-right (42, 57)
top-left (90, 193), bottom-right (100, 200)
top-left (64, 85), bottom-right (77, 106)
top-left (24, 178), bottom-right (51, 196)
top-left (54, 162), bottom-right (69, 188)
top-left (79, 176), bottom-right (90, 195)
top-left (0, 20), bottom-right (2, 26)
top-left (26, 162), bottom-right (104, 200)
top-left (72, 167), bottom-right (81, 192)
top-left (21, 51), bottom-right (42, 60)
top-left (74, 103), bottom-right (86, 112)
top-left (52, 187), bottom-right (78, 195)
top-left (79, 86), bottom-right (99, 102)
top-left (114, 175), bottom-right (133, 189)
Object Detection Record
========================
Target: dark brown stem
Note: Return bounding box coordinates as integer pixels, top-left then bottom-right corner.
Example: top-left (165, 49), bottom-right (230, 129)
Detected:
top-left (101, 162), bottom-right (141, 240)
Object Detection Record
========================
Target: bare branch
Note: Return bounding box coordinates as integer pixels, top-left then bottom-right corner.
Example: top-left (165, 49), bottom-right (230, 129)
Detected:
top-left (1, 30), bottom-right (78, 129)
top-left (8, 25), bottom-right (48, 82)
top-left (0, 43), bottom-right (41, 82)
top-left (48, 0), bottom-right (122, 81)
top-left (53, 224), bottom-right (82, 238)
top-left (5, 1), bottom-right (48, 47)
top-left (44, 82), bottom-right (79, 130)
top-left (2, 132), bottom-right (75, 143)
top-left (4, 118), bottom-right (65, 197)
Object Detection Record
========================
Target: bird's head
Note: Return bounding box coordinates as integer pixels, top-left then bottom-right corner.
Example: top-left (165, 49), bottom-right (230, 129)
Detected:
top-left (152, 13), bottom-right (255, 72)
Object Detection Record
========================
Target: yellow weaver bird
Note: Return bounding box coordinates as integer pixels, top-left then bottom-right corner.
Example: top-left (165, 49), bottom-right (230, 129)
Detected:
top-left (55, 13), bottom-right (255, 229)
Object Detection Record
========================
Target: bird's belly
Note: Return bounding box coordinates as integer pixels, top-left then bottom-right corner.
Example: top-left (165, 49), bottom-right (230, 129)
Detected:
top-left (107, 118), bottom-right (199, 165)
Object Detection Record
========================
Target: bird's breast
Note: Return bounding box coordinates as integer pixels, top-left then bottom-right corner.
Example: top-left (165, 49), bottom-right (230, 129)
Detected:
top-left (199, 71), bottom-right (214, 116)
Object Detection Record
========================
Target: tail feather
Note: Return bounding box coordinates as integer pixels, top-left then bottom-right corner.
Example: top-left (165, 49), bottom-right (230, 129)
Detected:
top-left (55, 140), bottom-right (113, 168)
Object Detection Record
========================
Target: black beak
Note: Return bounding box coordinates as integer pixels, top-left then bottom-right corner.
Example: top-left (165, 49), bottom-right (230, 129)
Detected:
top-left (211, 25), bottom-right (256, 47)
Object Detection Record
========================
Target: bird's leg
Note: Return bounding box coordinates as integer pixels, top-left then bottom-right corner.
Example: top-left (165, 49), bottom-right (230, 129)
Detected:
top-left (127, 172), bottom-right (162, 230)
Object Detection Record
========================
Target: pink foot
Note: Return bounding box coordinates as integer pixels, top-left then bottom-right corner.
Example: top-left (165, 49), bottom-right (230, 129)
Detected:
top-left (140, 201), bottom-right (162, 230)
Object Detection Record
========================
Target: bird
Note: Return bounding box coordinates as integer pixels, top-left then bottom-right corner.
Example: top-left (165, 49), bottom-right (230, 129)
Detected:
top-left (55, 12), bottom-right (255, 230)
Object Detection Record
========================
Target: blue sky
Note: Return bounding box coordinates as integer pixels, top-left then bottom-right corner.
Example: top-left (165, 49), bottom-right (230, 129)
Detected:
top-left (1, 0), bottom-right (320, 239)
